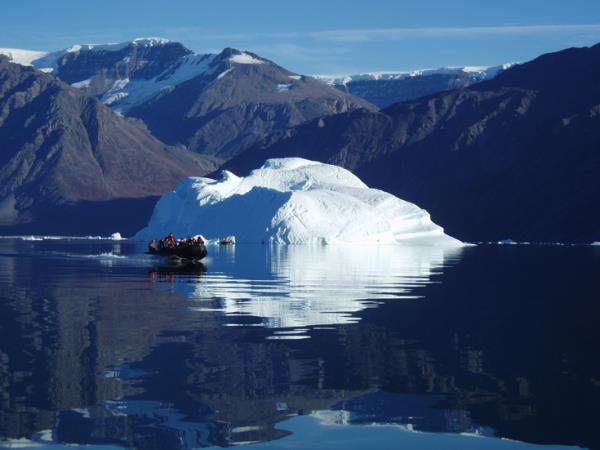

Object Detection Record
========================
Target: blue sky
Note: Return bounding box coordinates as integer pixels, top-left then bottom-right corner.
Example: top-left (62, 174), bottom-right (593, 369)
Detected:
top-left (2, 0), bottom-right (600, 74)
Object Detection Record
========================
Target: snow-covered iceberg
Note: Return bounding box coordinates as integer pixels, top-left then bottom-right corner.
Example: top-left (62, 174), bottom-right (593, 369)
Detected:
top-left (134, 158), bottom-right (462, 246)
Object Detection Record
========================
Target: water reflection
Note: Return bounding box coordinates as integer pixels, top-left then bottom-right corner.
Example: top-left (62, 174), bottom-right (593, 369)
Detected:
top-left (0, 240), bottom-right (598, 449)
top-left (188, 245), bottom-right (462, 333)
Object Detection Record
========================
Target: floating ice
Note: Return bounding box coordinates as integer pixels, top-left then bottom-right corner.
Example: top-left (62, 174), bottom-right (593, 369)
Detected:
top-left (134, 158), bottom-right (462, 246)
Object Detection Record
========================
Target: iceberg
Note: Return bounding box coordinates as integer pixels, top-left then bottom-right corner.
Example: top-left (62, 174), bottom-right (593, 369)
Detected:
top-left (134, 158), bottom-right (462, 246)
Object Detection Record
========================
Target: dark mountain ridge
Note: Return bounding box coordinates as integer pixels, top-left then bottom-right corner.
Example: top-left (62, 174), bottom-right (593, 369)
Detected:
top-left (222, 43), bottom-right (600, 243)
top-left (0, 57), bottom-right (214, 234)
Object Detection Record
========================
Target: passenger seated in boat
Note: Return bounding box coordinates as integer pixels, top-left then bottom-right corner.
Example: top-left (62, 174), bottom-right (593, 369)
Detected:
top-left (165, 233), bottom-right (177, 248)
top-left (148, 239), bottom-right (157, 253)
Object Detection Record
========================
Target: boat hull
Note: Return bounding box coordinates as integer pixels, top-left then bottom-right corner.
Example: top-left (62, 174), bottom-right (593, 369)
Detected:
top-left (150, 244), bottom-right (208, 261)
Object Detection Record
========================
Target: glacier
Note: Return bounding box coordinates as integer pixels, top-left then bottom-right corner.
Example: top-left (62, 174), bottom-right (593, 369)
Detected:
top-left (314, 64), bottom-right (516, 86)
top-left (134, 158), bottom-right (462, 246)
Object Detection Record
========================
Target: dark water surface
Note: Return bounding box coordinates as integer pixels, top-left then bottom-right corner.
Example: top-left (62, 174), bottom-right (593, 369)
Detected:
top-left (0, 238), bottom-right (598, 449)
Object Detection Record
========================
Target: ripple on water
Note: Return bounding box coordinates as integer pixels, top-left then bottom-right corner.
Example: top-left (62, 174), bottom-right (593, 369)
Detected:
top-left (185, 244), bottom-right (462, 338)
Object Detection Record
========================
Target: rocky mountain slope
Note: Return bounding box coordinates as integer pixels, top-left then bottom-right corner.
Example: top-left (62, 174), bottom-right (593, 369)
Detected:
top-left (315, 64), bottom-right (512, 108)
top-left (0, 57), bottom-right (214, 234)
top-left (126, 47), bottom-right (375, 160)
top-left (222, 44), bottom-right (600, 243)
top-left (3, 39), bottom-right (375, 161)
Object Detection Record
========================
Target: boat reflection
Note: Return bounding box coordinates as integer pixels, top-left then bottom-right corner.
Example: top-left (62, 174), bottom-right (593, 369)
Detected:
top-left (148, 261), bottom-right (207, 280)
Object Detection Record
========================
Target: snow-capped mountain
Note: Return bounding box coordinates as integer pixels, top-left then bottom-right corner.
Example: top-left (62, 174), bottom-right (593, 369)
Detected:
top-left (314, 64), bottom-right (514, 108)
top-left (2, 37), bottom-right (197, 112)
top-left (126, 47), bottom-right (374, 159)
top-left (1, 38), bottom-right (281, 113)
top-left (1, 38), bottom-right (374, 159)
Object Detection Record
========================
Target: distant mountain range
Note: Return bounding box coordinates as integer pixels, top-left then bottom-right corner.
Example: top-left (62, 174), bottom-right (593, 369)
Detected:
top-left (1, 39), bottom-right (599, 241)
top-left (314, 64), bottom-right (513, 108)
top-left (2, 39), bottom-right (374, 161)
top-left (223, 44), bottom-right (600, 243)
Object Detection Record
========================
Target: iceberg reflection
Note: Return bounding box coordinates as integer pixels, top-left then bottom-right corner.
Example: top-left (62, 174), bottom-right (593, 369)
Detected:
top-left (189, 245), bottom-right (462, 333)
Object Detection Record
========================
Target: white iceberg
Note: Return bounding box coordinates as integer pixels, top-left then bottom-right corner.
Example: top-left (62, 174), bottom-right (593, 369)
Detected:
top-left (134, 158), bottom-right (462, 246)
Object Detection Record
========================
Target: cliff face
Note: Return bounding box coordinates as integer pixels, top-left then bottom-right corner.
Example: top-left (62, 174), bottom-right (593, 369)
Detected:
top-left (0, 57), bottom-right (214, 233)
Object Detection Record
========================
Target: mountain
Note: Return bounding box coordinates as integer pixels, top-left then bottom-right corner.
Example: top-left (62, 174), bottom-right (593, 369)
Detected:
top-left (0, 38), bottom-right (199, 109)
top-left (2, 39), bottom-right (375, 161)
top-left (314, 65), bottom-right (513, 108)
top-left (0, 56), bottom-right (214, 235)
top-left (126, 47), bottom-right (375, 160)
top-left (221, 44), bottom-right (600, 243)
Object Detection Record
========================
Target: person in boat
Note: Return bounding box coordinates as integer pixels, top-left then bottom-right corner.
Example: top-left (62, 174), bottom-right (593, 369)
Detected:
top-left (165, 232), bottom-right (177, 248)
top-left (148, 239), bottom-right (157, 253)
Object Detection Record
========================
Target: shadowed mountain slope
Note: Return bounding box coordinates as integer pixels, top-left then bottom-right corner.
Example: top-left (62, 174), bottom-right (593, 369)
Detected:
top-left (0, 57), bottom-right (214, 234)
top-left (222, 44), bottom-right (600, 242)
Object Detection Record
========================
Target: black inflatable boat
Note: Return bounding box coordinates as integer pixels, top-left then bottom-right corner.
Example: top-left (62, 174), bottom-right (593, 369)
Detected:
top-left (149, 243), bottom-right (208, 262)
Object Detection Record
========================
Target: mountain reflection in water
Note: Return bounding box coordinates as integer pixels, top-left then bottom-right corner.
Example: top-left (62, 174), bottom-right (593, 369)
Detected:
top-left (0, 239), bottom-right (598, 449)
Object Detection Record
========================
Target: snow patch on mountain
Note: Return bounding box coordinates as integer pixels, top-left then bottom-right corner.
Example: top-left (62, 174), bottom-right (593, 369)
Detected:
top-left (2, 37), bottom-right (178, 74)
top-left (0, 48), bottom-right (48, 66)
top-left (66, 37), bottom-right (171, 54)
top-left (133, 37), bottom-right (172, 46)
top-left (229, 52), bottom-right (264, 64)
top-left (99, 53), bottom-right (217, 112)
top-left (71, 77), bottom-right (94, 88)
top-left (217, 68), bottom-right (233, 79)
top-left (134, 158), bottom-right (462, 246)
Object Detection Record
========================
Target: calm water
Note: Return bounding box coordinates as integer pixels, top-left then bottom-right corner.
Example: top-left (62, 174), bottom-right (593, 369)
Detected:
top-left (0, 238), bottom-right (598, 450)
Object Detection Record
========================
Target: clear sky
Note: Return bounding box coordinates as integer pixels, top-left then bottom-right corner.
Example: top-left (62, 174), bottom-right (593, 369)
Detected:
top-left (2, 0), bottom-right (600, 74)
